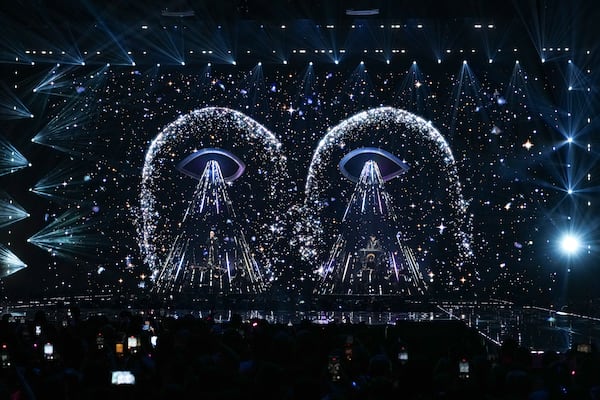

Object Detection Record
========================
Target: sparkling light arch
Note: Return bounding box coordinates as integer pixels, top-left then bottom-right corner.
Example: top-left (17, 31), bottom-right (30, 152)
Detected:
top-left (301, 106), bottom-right (475, 291)
top-left (139, 107), bottom-right (290, 279)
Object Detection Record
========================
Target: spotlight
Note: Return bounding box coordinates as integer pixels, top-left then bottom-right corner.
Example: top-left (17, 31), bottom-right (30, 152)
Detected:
top-left (258, 61), bottom-right (262, 66)
top-left (463, 60), bottom-right (467, 65)
top-left (560, 234), bottom-right (581, 255)
top-left (334, 60), bottom-right (339, 65)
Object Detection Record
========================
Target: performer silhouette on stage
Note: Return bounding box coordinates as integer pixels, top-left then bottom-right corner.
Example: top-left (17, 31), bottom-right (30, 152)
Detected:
top-left (363, 234), bottom-right (381, 269)
top-left (206, 230), bottom-right (220, 267)
top-left (357, 234), bottom-right (383, 291)
top-left (366, 234), bottom-right (381, 251)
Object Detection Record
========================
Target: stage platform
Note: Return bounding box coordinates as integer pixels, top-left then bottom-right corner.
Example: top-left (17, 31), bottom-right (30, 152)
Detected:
top-left (2, 295), bottom-right (599, 354)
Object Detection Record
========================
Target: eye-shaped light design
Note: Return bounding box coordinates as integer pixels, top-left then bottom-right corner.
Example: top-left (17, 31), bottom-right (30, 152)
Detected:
top-left (176, 148), bottom-right (245, 182)
top-left (339, 147), bottom-right (409, 183)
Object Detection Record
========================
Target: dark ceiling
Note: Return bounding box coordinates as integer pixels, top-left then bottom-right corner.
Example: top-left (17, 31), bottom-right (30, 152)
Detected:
top-left (0, 0), bottom-right (597, 66)
top-left (3, 0), bottom-right (522, 24)
top-left (1, 0), bottom-right (593, 29)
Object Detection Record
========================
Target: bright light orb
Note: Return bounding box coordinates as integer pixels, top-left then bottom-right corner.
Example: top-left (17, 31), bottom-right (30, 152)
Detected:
top-left (560, 234), bottom-right (581, 255)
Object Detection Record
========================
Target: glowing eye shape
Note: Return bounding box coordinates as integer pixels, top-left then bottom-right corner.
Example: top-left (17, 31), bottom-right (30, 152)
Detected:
top-left (339, 147), bottom-right (409, 182)
top-left (176, 148), bottom-right (245, 182)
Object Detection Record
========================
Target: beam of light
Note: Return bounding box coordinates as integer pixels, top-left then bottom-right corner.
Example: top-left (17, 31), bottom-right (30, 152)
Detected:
top-left (395, 60), bottom-right (430, 114)
top-left (566, 60), bottom-right (591, 94)
top-left (0, 136), bottom-right (30, 176)
top-left (563, 62), bottom-right (594, 135)
top-left (512, 1), bottom-right (572, 65)
top-left (447, 60), bottom-right (485, 138)
top-left (297, 61), bottom-right (317, 105)
top-left (183, 20), bottom-right (236, 65)
top-left (345, 60), bottom-right (375, 104)
top-left (472, 19), bottom-right (502, 63)
top-left (0, 191), bottom-right (30, 228)
top-left (17, 5), bottom-right (85, 65)
top-left (31, 64), bottom-right (109, 157)
top-left (20, 49), bottom-right (84, 67)
top-left (87, 16), bottom-right (136, 66)
top-left (0, 244), bottom-right (27, 279)
top-left (31, 64), bottom-right (79, 95)
top-left (547, 118), bottom-right (589, 153)
top-left (294, 20), bottom-right (338, 65)
top-left (234, 62), bottom-right (265, 112)
top-left (27, 209), bottom-right (105, 260)
top-left (30, 161), bottom-right (93, 203)
top-left (134, 23), bottom-right (185, 65)
top-left (0, 82), bottom-right (34, 119)
top-left (533, 127), bottom-right (594, 205)
top-left (504, 59), bottom-right (530, 111)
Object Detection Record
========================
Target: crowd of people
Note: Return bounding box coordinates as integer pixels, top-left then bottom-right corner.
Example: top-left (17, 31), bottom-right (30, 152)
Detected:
top-left (1, 305), bottom-right (599, 399)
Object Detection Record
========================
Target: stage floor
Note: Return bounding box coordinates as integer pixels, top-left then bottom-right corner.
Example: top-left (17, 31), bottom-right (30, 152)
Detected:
top-left (2, 298), bottom-right (599, 353)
